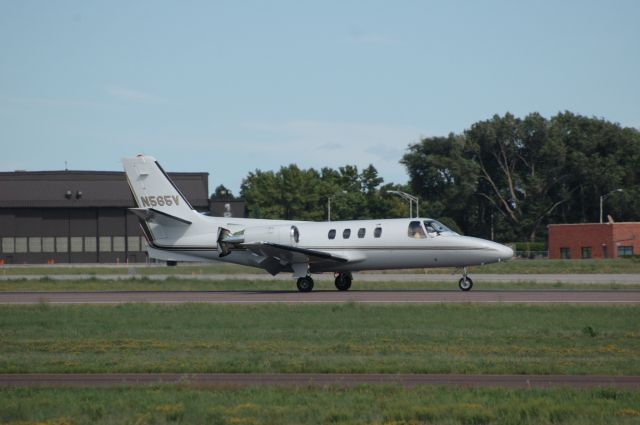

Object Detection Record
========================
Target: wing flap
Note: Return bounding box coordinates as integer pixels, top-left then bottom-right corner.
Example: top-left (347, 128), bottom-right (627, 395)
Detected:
top-left (242, 242), bottom-right (349, 266)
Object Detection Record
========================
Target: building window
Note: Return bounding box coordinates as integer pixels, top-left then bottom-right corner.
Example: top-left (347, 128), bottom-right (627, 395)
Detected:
top-left (42, 237), bottom-right (55, 253)
top-left (560, 247), bottom-right (571, 259)
top-left (618, 246), bottom-right (633, 257)
top-left (99, 237), bottom-right (112, 252)
top-left (70, 237), bottom-right (83, 253)
top-left (602, 245), bottom-right (608, 259)
top-left (29, 237), bottom-right (42, 253)
top-left (15, 238), bottom-right (27, 253)
top-left (374, 227), bottom-right (382, 238)
top-left (328, 229), bottom-right (336, 240)
top-left (343, 229), bottom-right (351, 239)
top-left (581, 247), bottom-right (592, 259)
top-left (56, 237), bottom-right (68, 253)
top-left (113, 236), bottom-right (126, 252)
top-left (127, 236), bottom-right (140, 252)
top-left (2, 238), bottom-right (14, 253)
top-left (357, 228), bottom-right (366, 238)
top-left (84, 237), bottom-right (97, 252)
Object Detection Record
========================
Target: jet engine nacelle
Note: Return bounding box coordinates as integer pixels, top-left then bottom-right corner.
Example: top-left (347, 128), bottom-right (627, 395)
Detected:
top-left (241, 224), bottom-right (300, 246)
top-left (217, 224), bottom-right (300, 257)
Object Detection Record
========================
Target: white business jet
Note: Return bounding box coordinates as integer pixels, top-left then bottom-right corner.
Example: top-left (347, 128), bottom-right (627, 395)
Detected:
top-left (123, 155), bottom-right (513, 292)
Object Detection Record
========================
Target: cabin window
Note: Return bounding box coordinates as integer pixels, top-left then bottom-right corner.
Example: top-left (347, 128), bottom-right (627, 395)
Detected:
top-left (357, 228), bottom-right (366, 238)
top-left (424, 219), bottom-right (456, 236)
top-left (408, 221), bottom-right (427, 239)
top-left (328, 229), bottom-right (336, 240)
top-left (374, 227), bottom-right (382, 238)
top-left (343, 229), bottom-right (351, 239)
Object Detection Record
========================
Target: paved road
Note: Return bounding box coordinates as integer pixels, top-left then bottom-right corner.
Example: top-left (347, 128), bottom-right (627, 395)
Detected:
top-left (1, 273), bottom-right (639, 283)
top-left (2, 290), bottom-right (639, 304)
top-left (1, 373), bottom-right (638, 389)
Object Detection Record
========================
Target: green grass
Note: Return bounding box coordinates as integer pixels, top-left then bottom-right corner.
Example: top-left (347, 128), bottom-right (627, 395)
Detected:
top-left (1, 257), bottom-right (640, 276)
top-left (470, 257), bottom-right (640, 274)
top-left (2, 386), bottom-right (640, 425)
top-left (1, 304), bottom-right (639, 375)
top-left (1, 276), bottom-right (640, 292)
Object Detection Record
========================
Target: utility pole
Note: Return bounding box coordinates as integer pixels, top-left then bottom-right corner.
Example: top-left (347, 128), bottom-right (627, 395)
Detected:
top-left (600, 189), bottom-right (623, 223)
top-left (388, 190), bottom-right (420, 218)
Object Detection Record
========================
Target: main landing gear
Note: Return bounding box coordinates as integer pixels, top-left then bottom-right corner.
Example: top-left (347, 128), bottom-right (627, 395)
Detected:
top-left (296, 273), bottom-right (353, 292)
top-left (296, 276), bottom-right (314, 292)
top-left (458, 267), bottom-right (473, 291)
top-left (334, 272), bottom-right (352, 291)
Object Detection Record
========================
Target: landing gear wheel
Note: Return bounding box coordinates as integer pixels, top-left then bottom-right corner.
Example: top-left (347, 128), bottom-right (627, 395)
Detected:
top-left (296, 276), bottom-right (314, 293)
top-left (458, 276), bottom-right (473, 291)
top-left (334, 272), bottom-right (352, 291)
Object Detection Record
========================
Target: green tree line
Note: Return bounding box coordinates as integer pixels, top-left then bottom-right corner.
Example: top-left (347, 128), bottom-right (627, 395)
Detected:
top-left (402, 112), bottom-right (640, 241)
top-left (239, 164), bottom-right (409, 221)
top-left (230, 112), bottom-right (639, 243)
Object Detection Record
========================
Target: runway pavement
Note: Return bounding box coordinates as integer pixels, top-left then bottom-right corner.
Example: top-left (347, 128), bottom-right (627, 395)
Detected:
top-left (1, 373), bottom-right (639, 389)
top-left (1, 289), bottom-right (639, 304)
top-left (1, 273), bottom-right (639, 283)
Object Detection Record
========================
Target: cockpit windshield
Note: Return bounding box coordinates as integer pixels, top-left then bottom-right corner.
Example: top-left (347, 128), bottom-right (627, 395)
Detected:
top-left (423, 220), bottom-right (457, 236)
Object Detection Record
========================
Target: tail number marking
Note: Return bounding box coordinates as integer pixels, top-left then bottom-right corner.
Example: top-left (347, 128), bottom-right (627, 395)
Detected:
top-left (140, 196), bottom-right (180, 207)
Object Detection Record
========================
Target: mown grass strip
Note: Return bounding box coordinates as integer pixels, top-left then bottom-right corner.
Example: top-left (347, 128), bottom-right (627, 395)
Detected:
top-left (1, 277), bottom-right (640, 292)
top-left (2, 386), bottom-right (640, 425)
top-left (1, 304), bottom-right (638, 375)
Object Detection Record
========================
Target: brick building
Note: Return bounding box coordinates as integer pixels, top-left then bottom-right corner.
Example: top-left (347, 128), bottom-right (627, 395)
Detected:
top-left (547, 223), bottom-right (640, 259)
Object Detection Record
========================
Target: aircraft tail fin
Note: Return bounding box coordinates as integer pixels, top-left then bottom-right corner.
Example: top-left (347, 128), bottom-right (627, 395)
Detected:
top-left (122, 155), bottom-right (199, 224)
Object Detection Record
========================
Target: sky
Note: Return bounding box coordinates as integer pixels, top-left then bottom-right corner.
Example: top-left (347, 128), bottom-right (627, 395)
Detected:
top-left (1, 0), bottom-right (639, 194)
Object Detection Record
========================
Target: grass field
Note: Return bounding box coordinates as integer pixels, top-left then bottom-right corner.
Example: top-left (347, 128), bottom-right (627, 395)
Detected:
top-left (1, 304), bottom-right (638, 375)
top-left (2, 385), bottom-right (640, 425)
top-left (1, 276), bottom-right (640, 292)
top-left (1, 257), bottom-right (640, 276)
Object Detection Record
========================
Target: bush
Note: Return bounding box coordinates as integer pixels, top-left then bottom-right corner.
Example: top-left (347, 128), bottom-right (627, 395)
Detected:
top-left (515, 242), bottom-right (547, 252)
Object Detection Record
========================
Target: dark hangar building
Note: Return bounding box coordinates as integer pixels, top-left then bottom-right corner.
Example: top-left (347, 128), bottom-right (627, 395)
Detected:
top-left (0, 169), bottom-right (210, 264)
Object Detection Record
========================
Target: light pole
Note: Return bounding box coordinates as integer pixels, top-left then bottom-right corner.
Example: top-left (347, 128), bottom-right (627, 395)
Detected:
top-left (599, 189), bottom-right (623, 223)
top-left (388, 190), bottom-right (420, 218)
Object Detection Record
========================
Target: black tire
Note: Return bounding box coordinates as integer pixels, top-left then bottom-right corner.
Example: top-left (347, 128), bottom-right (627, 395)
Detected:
top-left (458, 276), bottom-right (473, 291)
top-left (297, 276), bottom-right (314, 292)
top-left (334, 273), bottom-right (352, 291)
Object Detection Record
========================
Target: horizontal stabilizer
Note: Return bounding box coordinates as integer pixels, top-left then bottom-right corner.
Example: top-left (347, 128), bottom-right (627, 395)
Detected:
top-left (129, 208), bottom-right (192, 226)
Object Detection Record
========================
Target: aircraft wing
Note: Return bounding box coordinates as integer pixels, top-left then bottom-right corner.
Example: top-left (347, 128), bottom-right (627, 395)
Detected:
top-left (241, 242), bottom-right (348, 276)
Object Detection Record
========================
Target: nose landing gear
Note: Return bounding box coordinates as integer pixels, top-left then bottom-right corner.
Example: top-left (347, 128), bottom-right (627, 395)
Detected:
top-left (458, 267), bottom-right (473, 291)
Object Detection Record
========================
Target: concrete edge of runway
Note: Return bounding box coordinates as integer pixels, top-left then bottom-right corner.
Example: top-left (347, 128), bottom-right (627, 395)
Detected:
top-left (1, 373), bottom-right (639, 389)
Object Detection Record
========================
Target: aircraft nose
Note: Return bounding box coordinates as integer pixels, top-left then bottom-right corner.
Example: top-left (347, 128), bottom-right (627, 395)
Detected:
top-left (494, 243), bottom-right (514, 262)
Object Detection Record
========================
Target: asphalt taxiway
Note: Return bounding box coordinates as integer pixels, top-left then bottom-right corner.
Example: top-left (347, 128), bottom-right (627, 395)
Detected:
top-left (1, 273), bottom-right (639, 283)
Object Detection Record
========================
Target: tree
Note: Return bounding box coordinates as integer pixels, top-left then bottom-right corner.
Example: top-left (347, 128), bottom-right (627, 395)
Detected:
top-left (402, 112), bottom-right (640, 242)
top-left (211, 184), bottom-right (234, 200)
top-left (240, 164), bottom-right (406, 221)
